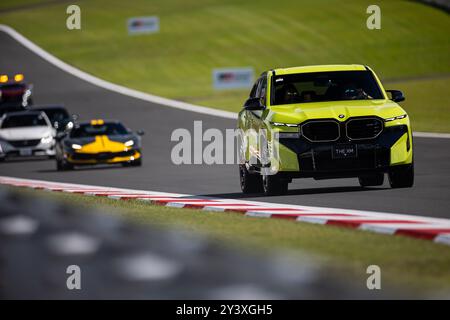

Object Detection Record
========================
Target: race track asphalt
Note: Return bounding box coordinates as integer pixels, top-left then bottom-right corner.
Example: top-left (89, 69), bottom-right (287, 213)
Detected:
top-left (1, 31), bottom-right (449, 218)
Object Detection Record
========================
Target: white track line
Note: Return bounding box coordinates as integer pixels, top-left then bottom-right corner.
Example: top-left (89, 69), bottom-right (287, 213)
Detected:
top-left (413, 132), bottom-right (450, 139)
top-left (0, 24), bottom-right (236, 120)
top-left (2, 24), bottom-right (450, 139)
top-left (1, 176), bottom-right (450, 246)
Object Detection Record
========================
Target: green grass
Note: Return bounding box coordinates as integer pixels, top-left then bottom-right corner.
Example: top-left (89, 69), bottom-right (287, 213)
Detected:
top-left (15, 186), bottom-right (450, 293)
top-left (389, 77), bottom-right (450, 132)
top-left (0, 0), bottom-right (449, 131)
top-left (0, 0), bottom-right (37, 10)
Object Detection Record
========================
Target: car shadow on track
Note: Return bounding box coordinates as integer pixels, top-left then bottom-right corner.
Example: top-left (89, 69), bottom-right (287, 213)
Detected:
top-left (1, 157), bottom-right (52, 163)
top-left (34, 164), bottom-right (137, 173)
top-left (200, 186), bottom-right (390, 199)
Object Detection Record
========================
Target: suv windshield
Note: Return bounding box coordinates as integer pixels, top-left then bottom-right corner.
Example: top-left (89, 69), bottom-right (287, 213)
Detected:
top-left (272, 70), bottom-right (384, 105)
top-left (1, 113), bottom-right (47, 128)
top-left (39, 108), bottom-right (69, 124)
top-left (70, 123), bottom-right (128, 138)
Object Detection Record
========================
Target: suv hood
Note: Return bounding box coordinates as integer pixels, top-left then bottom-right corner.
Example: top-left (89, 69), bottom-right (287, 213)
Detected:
top-left (267, 99), bottom-right (406, 124)
top-left (0, 126), bottom-right (53, 141)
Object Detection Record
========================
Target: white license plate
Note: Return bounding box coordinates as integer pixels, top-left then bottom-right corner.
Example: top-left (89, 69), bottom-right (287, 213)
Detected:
top-left (20, 149), bottom-right (33, 156)
top-left (332, 144), bottom-right (357, 159)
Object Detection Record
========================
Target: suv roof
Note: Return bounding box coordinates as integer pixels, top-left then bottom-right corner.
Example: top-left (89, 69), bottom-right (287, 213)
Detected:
top-left (33, 105), bottom-right (66, 110)
top-left (2, 110), bottom-right (43, 117)
top-left (272, 64), bottom-right (367, 76)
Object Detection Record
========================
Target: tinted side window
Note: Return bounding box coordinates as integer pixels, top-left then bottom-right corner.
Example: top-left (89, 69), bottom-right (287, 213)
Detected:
top-left (249, 79), bottom-right (259, 98)
top-left (259, 76), bottom-right (267, 105)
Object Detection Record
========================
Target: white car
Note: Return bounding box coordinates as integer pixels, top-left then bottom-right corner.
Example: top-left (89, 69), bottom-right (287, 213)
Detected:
top-left (0, 111), bottom-right (56, 160)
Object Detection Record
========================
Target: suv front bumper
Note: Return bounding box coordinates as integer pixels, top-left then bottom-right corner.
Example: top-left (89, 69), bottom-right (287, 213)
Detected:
top-left (277, 125), bottom-right (412, 179)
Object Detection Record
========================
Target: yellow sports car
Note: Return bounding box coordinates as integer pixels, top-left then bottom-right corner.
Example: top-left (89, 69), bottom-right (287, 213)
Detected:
top-left (55, 119), bottom-right (144, 170)
top-left (238, 65), bottom-right (413, 195)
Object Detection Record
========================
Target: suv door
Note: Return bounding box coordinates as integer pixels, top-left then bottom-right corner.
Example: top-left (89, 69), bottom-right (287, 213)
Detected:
top-left (247, 74), bottom-right (268, 165)
top-left (239, 77), bottom-right (262, 164)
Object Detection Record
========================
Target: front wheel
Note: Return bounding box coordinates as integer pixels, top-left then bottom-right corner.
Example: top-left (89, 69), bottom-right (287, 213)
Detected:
top-left (130, 158), bottom-right (142, 167)
top-left (388, 163), bottom-right (414, 188)
top-left (239, 165), bottom-right (263, 194)
top-left (358, 173), bottom-right (384, 187)
top-left (56, 158), bottom-right (73, 171)
top-left (262, 174), bottom-right (288, 196)
top-left (122, 158), bottom-right (142, 167)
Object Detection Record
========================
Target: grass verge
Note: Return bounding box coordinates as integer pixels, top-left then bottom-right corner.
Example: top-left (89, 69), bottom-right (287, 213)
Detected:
top-left (13, 185), bottom-right (450, 293)
top-left (0, 0), bottom-right (449, 131)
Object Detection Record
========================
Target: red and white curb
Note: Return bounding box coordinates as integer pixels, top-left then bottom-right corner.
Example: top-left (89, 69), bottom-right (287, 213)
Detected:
top-left (1, 176), bottom-right (450, 246)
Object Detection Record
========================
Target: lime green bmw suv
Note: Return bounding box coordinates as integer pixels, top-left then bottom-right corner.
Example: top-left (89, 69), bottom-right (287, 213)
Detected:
top-left (238, 65), bottom-right (413, 195)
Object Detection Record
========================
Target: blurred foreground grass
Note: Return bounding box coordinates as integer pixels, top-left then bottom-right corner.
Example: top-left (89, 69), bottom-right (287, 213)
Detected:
top-left (14, 186), bottom-right (450, 293)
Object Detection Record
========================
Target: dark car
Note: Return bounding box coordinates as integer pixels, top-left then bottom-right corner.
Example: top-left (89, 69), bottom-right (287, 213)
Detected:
top-left (33, 105), bottom-right (74, 132)
top-left (0, 74), bottom-right (33, 115)
top-left (55, 119), bottom-right (144, 170)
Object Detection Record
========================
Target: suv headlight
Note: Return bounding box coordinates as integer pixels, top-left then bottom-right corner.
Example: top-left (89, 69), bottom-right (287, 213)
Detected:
top-left (270, 122), bottom-right (300, 138)
top-left (270, 122), bottom-right (298, 127)
top-left (385, 114), bottom-right (407, 122)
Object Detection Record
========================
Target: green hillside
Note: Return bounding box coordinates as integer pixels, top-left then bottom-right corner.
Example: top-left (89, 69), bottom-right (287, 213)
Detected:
top-left (1, 0), bottom-right (449, 131)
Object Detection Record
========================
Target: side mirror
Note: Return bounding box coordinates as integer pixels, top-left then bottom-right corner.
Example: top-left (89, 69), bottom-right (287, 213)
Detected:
top-left (137, 130), bottom-right (145, 136)
top-left (53, 121), bottom-right (59, 129)
top-left (244, 97), bottom-right (265, 111)
top-left (386, 90), bottom-right (405, 103)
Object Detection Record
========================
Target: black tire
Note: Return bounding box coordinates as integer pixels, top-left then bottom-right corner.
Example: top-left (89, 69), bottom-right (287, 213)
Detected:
top-left (239, 164), bottom-right (263, 194)
top-left (56, 159), bottom-right (73, 171)
top-left (358, 173), bottom-right (384, 187)
top-left (130, 158), bottom-right (142, 167)
top-left (262, 174), bottom-right (288, 196)
top-left (389, 163), bottom-right (414, 188)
